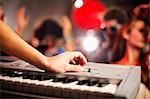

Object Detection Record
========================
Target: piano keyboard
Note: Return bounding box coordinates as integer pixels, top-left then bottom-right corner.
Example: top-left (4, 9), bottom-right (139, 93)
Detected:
top-left (0, 58), bottom-right (141, 99)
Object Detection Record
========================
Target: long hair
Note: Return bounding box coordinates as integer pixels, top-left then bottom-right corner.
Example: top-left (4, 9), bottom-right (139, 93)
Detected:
top-left (112, 18), bottom-right (150, 89)
top-left (34, 19), bottom-right (63, 41)
top-left (112, 23), bottom-right (127, 62)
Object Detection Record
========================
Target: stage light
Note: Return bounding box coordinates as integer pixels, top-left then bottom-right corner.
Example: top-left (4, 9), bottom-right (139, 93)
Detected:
top-left (72, 0), bottom-right (106, 29)
top-left (82, 30), bottom-right (99, 52)
top-left (74, 0), bottom-right (84, 8)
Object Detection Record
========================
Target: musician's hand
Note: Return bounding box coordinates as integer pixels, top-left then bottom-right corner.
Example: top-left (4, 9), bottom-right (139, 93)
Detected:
top-left (44, 51), bottom-right (87, 73)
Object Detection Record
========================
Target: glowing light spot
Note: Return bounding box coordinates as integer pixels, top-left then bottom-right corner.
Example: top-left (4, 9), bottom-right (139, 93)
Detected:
top-left (83, 36), bottom-right (99, 52)
top-left (74, 0), bottom-right (84, 8)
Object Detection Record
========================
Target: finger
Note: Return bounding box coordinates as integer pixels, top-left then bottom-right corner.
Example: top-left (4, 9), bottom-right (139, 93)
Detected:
top-left (66, 64), bottom-right (84, 72)
top-left (70, 59), bottom-right (76, 64)
top-left (19, 7), bottom-right (26, 16)
top-left (75, 57), bottom-right (86, 66)
top-left (71, 52), bottom-right (87, 65)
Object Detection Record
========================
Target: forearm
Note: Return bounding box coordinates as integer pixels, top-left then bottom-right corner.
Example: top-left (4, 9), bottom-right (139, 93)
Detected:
top-left (0, 20), bottom-right (47, 69)
top-left (63, 28), bottom-right (75, 51)
top-left (61, 15), bottom-right (75, 51)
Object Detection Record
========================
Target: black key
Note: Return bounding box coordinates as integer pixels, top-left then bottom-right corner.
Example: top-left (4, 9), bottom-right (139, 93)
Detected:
top-left (77, 80), bottom-right (88, 85)
top-left (62, 78), bottom-right (77, 83)
top-left (34, 74), bottom-right (55, 81)
top-left (9, 71), bottom-right (23, 77)
top-left (22, 71), bottom-right (39, 79)
top-left (87, 80), bottom-right (98, 86)
top-left (15, 71), bottom-right (26, 77)
top-left (98, 80), bottom-right (109, 87)
top-left (52, 77), bottom-right (67, 82)
top-left (37, 75), bottom-right (50, 81)
top-left (4, 71), bottom-right (14, 76)
top-left (1, 69), bottom-right (11, 76)
top-left (23, 73), bottom-right (33, 79)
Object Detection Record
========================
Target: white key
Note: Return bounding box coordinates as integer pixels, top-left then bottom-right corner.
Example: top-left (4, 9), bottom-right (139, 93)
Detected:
top-left (0, 75), bottom-right (3, 79)
top-left (80, 85), bottom-right (90, 91)
top-left (21, 79), bottom-right (39, 84)
top-left (70, 84), bottom-right (81, 90)
top-left (93, 84), bottom-right (117, 94)
top-left (70, 84), bottom-right (90, 91)
top-left (11, 77), bottom-right (23, 82)
top-left (87, 84), bottom-right (99, 92)
top-left (17, 78), bottom-right (24, 83)
top-left (101, 84), bottom-right (117, 94)
top-left (28, 79), bottom-right (39, 84)
top-left (91, 86), bottom-right (103, 93)
top-left (2, 76), bottom-right (14, 81)
top-left (53, 82), bottom-right (64, 87)
top-left (0, 75), bottom-right (6, 80)
top-left (21, 79), bottom-right (32, 83)
top-left (41, 80), bottom-right (56, 87)
top-left (35, 79), bottom-right (53, 86)
top-left (21, 76), bottom-right (38, 83)
top-left (60, 81), bottom-right (78, 89)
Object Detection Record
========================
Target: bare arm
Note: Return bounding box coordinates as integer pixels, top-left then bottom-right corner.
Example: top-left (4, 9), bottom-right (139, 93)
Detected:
top-left (0, 20), bottom-right (87, 73)
top-left (16, 6), bottom-right (30, 36)
top-left (61, 15), bottom-right (75, 51)
top-left (0, 20), bottom-right (47, 68)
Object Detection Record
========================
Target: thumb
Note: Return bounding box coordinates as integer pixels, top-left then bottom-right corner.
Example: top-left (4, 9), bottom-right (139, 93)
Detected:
top-left (66, 64), bottom-right (84, 72)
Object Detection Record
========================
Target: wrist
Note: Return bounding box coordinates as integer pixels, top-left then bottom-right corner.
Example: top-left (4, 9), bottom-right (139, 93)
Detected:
top-left (41, 56), bottom-right (55, 72)
top-left (38, 55), bottom-right (49, 69)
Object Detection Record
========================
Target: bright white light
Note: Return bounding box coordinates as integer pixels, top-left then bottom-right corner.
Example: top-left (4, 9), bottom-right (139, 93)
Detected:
top-left (82, 36), bottom-right (99, 52)
top-left (74, 0), bottom-right (84, 8)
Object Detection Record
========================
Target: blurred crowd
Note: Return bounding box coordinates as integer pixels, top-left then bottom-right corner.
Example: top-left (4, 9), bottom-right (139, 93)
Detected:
top-left (0, 1), bottom-right (150, 99)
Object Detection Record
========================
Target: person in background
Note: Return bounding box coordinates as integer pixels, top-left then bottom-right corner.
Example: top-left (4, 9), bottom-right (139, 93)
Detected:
top-left (31, 19), bottom-right (65, 56)
top-left (0, 20), bottom-right (87, 73)
top-left (31, 15), bottom-right (75, 56)
top-left (16, 6), bottom-right (30, 36)
top-left (84, 7), bottom-right (128, 63)
top-left (133, 4), bottom-right (150, 26)
top-left (133, 4), bottom-right (150, 71)
top-left (112, 4), bottom-right (150, 99)
top-left (0, 2), bottom-right (30, 56)
top-left (113, 17), bottom-right (149, 85)
top-left (112, 17), bottom-right (150, 99)
top-left (0, 0), bottom-right (29, 36)
top-left (102, 6), bottom-right (128, 62)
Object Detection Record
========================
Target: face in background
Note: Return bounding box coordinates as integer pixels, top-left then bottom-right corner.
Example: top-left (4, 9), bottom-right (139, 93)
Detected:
top-left (41, 35), bottom-right (55, 47)
top-left (32, 19), bottom-right (63, 48)
top-left (127, 20), bottom-right (148, 49)
top-left (103, 19), bottom-right (120, 39)
top-left (54, 38), bottom-right (65, 48)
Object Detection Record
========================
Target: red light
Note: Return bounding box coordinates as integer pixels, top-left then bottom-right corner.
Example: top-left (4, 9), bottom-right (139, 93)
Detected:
top-left (72, 0), bottom-right (106, 30)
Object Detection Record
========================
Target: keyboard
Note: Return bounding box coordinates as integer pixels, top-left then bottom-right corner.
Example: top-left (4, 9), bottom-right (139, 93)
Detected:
top-left (0, 56), bottom-right (141, 99)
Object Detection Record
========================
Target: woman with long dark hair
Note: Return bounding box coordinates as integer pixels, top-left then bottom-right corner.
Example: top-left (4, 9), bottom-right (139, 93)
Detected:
top-left (112, 17), bottom-right (150, 98)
